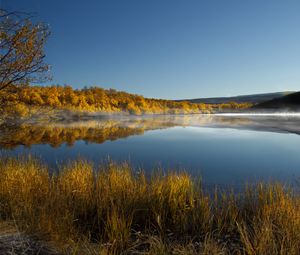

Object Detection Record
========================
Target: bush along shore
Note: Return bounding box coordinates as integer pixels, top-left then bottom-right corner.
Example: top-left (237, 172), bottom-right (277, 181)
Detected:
top-left (0, 156), bottom-right (299, 254)
top-left (0, 85), bottom-right (252, 120)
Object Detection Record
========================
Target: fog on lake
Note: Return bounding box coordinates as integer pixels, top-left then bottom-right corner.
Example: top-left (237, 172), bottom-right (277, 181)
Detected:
top-left (1, 114), bottom-right (300, 188)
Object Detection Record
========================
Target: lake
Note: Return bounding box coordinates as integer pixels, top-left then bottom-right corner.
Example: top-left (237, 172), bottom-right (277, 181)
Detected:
top-left (1, 114), bottom-right (300, 189)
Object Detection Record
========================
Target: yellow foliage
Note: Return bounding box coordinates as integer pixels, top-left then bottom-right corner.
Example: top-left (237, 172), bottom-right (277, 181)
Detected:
top-left (0, 156), bottom-right (299, 254)
top-left (2, 85), bottom-right (253, 116)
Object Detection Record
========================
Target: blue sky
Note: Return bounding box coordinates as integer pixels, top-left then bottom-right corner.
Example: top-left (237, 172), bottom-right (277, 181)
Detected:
top-left (3, 0), bottom-right (300, 99)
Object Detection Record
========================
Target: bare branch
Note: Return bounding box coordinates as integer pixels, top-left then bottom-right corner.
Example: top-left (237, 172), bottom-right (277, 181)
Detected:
top-left (0, 9), bottom-right (51, 93)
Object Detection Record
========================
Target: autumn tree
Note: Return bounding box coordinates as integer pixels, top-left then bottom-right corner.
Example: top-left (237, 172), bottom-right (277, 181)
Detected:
top-left (0, 9), bottom-right (50, 92)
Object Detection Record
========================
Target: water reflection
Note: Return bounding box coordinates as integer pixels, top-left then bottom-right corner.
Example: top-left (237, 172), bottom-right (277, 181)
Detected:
top-left (1, 115), bottom-right (300, 187)
top-left (1, 114), bottom-right (300, 149)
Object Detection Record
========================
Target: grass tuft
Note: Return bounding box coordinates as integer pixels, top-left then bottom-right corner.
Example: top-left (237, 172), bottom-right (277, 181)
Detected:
top-left (0, 156), bottom-right (300, 254)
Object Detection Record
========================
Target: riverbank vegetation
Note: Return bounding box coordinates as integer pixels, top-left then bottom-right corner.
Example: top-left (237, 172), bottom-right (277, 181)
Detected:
top-left (0, 85), bottom-right (252, 119)
top-left (0, 156), bottom-right (299, 254)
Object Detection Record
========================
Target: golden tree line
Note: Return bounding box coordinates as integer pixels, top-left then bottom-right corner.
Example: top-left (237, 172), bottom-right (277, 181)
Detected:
top-left (2, 85), bottom-right (252, 116)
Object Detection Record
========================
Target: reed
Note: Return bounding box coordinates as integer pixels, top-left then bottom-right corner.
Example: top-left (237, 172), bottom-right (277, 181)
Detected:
top-left (0, 156), bottom-right (299, 254)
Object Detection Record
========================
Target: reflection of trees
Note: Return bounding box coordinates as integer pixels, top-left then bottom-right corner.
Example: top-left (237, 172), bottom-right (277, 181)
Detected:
top-left (0, 125), bottom-right (143, 148)
top-left (1, 115), bottom-right (299, 149)
top-left (0, 118), bottom-right (176, 149)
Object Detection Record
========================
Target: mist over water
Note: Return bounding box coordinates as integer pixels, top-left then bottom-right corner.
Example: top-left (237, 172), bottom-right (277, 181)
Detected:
top-left (215, 112), bottom-right (300, 116)
top-left (1, 114), bottom-right (300, 189)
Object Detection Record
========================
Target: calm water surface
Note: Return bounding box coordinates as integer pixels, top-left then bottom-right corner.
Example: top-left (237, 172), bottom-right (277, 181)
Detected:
top-left (1, 114), bottom-right (300, 187)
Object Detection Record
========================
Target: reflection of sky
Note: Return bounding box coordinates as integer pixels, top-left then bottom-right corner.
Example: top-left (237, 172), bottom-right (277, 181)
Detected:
top-left (5, 125), bottom-right (300, 187)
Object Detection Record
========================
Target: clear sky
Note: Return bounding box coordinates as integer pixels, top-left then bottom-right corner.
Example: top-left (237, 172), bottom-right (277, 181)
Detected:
top-left (3, 0), bottom-right (300, 99)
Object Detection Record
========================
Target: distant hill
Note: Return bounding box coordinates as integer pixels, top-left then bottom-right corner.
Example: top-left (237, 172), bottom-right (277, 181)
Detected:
top-left (178, 92), bottom-right (294, 104)
top-left (253, 91), bottom-right (300, 111)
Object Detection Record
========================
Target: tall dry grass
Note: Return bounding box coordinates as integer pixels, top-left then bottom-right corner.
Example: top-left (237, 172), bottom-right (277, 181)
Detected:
top-left (0, 156), bottom-right (300, 254)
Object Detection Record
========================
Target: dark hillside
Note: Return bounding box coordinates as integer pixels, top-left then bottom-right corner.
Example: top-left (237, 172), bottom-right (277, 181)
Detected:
top-left (178, 92), bottom-right (294, 104)
top-left (253, 91), bottom-right (300, 111)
